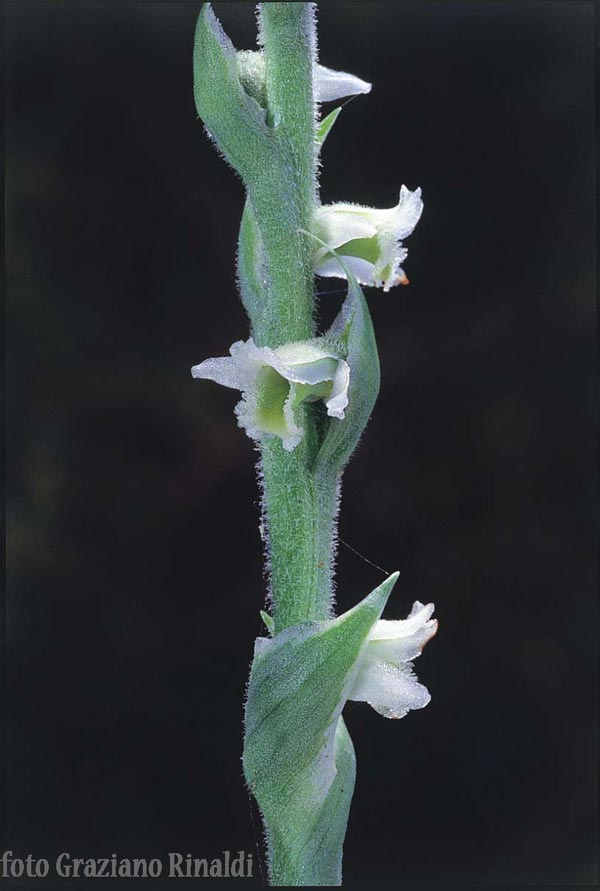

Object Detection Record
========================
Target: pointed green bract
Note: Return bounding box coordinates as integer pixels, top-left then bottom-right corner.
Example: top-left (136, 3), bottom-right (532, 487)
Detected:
top-left (193, 6), bottom-right (275, 182)
top-left (317, 267), bottom-right (380, 473)
top-left (260, 610), bottom-right (275, 635)
top-left (244, 573), bottom-right (399, 886)
top-left (317, 106), bottom-right (342, 146)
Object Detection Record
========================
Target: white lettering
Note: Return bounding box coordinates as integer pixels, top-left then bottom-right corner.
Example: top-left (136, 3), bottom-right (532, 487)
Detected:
top-left (209, 858), bottom-right (223, 878)
top-left (131, 858), bottom-right (147, 877)
top-left (56, 852), bottom-right (72, 877)
top-left (147, 858), bottom-right (162, 877)
top-left (169, 852), bottom-right (184, 877)
top-left (95, 857), bottom-right (109, 877)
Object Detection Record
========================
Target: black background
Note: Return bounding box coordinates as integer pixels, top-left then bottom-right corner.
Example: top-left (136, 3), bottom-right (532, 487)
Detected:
top-left (4, 1), bottom-right (597, 887)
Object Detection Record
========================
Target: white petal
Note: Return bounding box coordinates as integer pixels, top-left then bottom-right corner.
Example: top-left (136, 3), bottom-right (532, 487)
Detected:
top-left (325, 358), bottom-right (350, 419)
top-left (315, 253), bottom-right (376, 286)
top-left (314, 205), bottom-right (377, 251)
top-left (273, 341), bottom-right (339, 384)
top-left (281, 389), bottom-right (305, 452)
top-left (234, 388), bottom-right (304, 452)
top-left (191, 355), bottom-right (241, 389)
top-left (348, 655), bottom-right (431, 719)
top-left (368, 602), bottom-right (437, 662)
top-left (234, 393), bottom-right (262, 441)
top-left (315, 64), bottom-right (371, 102)
top-left (285, 357), bottom-right (339, 385)
top-left (191, 338), bottom-right (277, 392)
top-left (371, 601), bottom-right (435, 640)
top-left (392, 185), bottom-right (424, 239)
top-left (191, 342), bottom-right (254, 391)
top-left (347, 600), bottom-right (436, 718)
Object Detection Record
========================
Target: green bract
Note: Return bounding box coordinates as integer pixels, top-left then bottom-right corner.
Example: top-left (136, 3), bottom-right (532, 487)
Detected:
top-left (317, 260), bottom-right (380, 473)
top-left (245, 575), bottom-right (438, 884)
top-left (244, 574), bottom-right (399, 886)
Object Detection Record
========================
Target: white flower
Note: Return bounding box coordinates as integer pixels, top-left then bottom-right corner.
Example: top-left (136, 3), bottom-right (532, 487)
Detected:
top-left (314, 64), bottom-right (371, 102)
top-left (191, 338), bottom-right (350, 452)
top-left (348, 601), bottom-right (438, 718)
top-left (313, 185), bottom-right (424, 292)
top-left (236, 51), bottom-right (371, 106)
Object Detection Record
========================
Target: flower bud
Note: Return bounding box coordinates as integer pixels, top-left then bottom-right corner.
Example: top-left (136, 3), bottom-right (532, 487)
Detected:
top-left (236, 50), bottom-right (371, 106)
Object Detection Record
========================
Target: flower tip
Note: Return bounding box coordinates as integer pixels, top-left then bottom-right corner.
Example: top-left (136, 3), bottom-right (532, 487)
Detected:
top-left (423, 617), bottom-right (439, 650)
top-left (315, 65), bottom-right (372, 102)
top-left (419, 619), bottom-right (440, 653)
top-left (400, 183), bottom-right (422, 200)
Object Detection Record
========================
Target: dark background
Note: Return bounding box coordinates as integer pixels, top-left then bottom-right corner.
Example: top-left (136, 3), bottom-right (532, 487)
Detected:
top-left (4, 1), bottom-right (597, 887)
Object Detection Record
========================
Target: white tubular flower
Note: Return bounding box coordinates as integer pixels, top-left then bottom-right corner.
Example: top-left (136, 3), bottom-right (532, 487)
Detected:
top-left (313, 185), bottom-right (424, 291)
top-left (191, 339), bottom-right (350, 452)
top-left (348, 601), bottom-right (438, 719)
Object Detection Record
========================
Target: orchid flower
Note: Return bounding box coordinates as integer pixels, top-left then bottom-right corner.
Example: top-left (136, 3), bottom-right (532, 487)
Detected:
top-left (192, 338), bottom-right (350, 451)
top-left (348, 601), bottom-right (438, 718)
top-left (313, 185), bottom-right (424, 291)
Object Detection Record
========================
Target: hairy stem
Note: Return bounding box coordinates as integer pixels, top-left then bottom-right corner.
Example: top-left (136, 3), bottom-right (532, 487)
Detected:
top-left (248, 3), bottom-right (339, 634)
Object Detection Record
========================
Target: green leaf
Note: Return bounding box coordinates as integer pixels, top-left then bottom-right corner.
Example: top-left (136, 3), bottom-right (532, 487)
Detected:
top-left (317, 268), bottom-right (380, 473)
top-left (243, 572), bottom-right (399, 885)
top-left (316, 106), bottom-right (342, 147)
top-left (193, 5), bottom-right (275, 183)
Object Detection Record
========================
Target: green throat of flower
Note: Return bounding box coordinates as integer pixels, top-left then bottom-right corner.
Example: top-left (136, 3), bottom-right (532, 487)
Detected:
top-left (255, 366), bottom-right (335, 437)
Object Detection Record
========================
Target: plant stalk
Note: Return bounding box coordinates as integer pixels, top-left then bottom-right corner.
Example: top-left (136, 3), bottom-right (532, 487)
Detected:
top-left (249, 3), bottom-right (339, 634)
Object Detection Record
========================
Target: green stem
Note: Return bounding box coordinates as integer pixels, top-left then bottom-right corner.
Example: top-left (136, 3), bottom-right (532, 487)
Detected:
top-left (250, 2), bottom-right (315, 346)
top-left (260, 442), bottom-right (340, 631)
top-left (248, 3), bottom-right (339, 634)
top-left (194, 5), bottom-right (374, 884)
